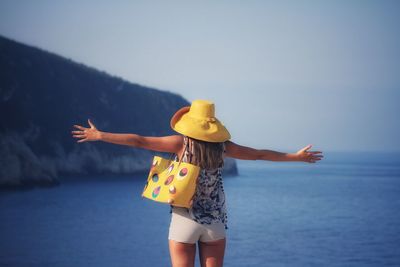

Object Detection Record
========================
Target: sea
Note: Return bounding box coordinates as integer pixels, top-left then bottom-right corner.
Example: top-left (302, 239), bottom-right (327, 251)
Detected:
top-left (1, 151), bottom-right (399, 267)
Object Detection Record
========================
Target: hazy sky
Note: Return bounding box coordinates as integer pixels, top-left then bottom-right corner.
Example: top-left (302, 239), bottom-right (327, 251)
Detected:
top-left (1, 0), bottom-right (399, 152)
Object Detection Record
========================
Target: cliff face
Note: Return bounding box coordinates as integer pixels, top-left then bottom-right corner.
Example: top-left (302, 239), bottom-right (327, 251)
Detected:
top-left (0, 36), bottom-right (237, 188)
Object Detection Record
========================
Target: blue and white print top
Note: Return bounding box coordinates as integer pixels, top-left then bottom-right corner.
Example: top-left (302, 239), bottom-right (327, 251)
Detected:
top-left (170, 135), bottom-right (228, 229)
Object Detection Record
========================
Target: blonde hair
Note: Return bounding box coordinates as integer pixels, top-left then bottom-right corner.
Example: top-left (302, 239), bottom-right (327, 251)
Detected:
top-left (187, 137), bottom-right (224, 170)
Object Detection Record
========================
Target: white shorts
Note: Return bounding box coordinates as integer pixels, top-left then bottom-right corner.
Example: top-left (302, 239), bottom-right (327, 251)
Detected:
top-left (168, 207), bottom-right (226, 244)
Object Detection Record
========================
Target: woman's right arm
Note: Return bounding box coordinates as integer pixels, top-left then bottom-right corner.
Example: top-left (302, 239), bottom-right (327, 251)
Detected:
top-left (72, 119), bottom-right (182, 153)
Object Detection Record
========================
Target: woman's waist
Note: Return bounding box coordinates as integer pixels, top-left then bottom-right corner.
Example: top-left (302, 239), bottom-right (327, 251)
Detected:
top-left (172, 205), bottom-right (225, 219)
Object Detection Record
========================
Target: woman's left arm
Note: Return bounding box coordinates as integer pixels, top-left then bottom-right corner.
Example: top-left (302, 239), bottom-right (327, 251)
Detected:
top-left (225, 141), bottom-right (323, 163)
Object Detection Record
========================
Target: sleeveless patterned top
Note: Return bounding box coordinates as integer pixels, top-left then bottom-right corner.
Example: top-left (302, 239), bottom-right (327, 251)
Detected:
top-left (170, 135), bottom-right (228, 229)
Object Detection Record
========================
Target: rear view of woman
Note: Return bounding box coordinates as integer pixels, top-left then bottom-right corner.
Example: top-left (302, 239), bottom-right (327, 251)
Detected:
top-left (71, 99), bottom-right (323, 267)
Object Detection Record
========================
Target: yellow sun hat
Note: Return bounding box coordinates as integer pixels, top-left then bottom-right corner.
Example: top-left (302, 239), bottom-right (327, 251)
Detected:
top-left (170, 99), bottom-right (231, 142)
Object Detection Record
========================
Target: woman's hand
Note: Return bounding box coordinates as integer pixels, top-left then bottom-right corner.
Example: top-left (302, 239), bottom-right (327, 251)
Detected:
top-left (71, 120), bottom-right (182, 151)
top-left (295, 144), bottom-right (323, 163)
top-left (71, 119), bottom-right (101, 143)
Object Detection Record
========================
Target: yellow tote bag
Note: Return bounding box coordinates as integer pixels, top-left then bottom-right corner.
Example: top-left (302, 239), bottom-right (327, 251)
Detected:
top-left (142, 154), bottom-right (200, 208)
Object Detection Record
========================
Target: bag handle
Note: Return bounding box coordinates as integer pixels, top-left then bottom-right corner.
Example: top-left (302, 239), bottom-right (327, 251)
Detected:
top-left (169, 136), bottom-right (188, 167)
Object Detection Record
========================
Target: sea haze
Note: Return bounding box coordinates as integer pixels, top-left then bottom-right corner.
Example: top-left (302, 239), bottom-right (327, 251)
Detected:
top-left (0, 151), bottom-right (399, 267)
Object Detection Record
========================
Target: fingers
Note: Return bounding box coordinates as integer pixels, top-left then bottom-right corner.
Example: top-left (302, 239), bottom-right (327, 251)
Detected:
top-left (72, 123), bottom-right (92, 143)
top-left (299, 144), bottom-right (312, 153)
top-left (304, 152), bottom-right (323, 157)
top-left (71, 127), bottom-right (86, 141)
top-left (309, 156), bottom-right (323, 163)
top-left (304, 153), bottom-right (323, 163)
top-left (77, 138), bottom-right (88, 143)
top-left (310, 154), bottom-right (323, 159)
top-left (88, 119), bottom-right (95, 128)
top-left (302, 145), bottom-right (324, 164)
top-left (73, 124), bottom-right (86, 130)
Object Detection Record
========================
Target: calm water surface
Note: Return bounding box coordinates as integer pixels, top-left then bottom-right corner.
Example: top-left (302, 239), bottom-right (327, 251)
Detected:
top-left (1, 151), bottom-right (399, 266)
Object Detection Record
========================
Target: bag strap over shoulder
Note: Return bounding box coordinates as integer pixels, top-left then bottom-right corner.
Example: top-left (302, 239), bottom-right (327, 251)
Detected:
top-left (169, 135), bottom-right (189, 167)
top-left (177, 136), bottom-right (189, 166)
top-left (184, 136), bottom-right (195, 163)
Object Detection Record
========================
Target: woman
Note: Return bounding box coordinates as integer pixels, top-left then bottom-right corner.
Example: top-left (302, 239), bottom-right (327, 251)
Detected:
top-left (71, 99), bottom-right (323, 267)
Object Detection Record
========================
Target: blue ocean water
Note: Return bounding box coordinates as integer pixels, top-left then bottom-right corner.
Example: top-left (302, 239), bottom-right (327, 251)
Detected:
top-left (1, 151), bottom-right (400, 267)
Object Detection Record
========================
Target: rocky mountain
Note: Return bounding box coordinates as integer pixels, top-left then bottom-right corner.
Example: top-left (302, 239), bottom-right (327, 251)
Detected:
top-left (0, 35), bottom-right (237, 189)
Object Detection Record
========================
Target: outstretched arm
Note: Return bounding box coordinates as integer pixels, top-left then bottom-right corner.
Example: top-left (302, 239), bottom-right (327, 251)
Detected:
top-left (225, 141), bottom-right (323, 163)
top-left (72, 119), bottom-right (182, 153)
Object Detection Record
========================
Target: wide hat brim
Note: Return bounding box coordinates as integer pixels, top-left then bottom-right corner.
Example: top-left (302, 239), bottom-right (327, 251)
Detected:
top-left (170, 106), bottom-right (231, 142)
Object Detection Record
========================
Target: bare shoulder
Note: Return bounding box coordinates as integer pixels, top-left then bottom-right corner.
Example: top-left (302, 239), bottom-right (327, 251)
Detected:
top-left (224, 140), bottom-right (240, 155)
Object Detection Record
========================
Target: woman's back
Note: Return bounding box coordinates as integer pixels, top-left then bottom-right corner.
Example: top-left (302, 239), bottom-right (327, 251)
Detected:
top-left (172, 135), bottom-right (228, 229)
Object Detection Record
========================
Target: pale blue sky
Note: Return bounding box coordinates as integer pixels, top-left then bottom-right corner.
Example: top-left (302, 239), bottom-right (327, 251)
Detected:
top-left (1, 0), bottom-right (399, 152)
